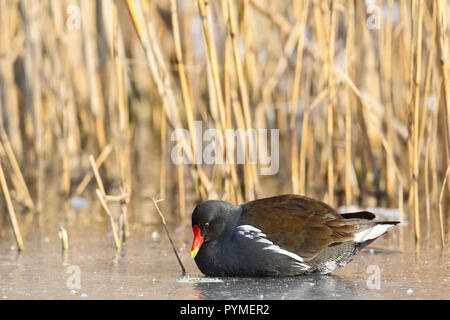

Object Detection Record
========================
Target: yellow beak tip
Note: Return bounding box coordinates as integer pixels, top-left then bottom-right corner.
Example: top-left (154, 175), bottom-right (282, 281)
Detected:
top-left (191, 249), bottom-right (199, 259)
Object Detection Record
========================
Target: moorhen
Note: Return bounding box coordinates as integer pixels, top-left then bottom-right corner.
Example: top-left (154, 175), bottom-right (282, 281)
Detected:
top-left (190, 194), bottom-right (399, 277)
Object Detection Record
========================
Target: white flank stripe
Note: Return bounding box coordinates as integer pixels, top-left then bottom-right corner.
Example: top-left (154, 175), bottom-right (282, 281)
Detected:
top-left (354, 224), bottom-right (395, 243)
top-left (262, 245), bottom-right (305, 263)
top-left (237, 225), bottom-right (310, 270)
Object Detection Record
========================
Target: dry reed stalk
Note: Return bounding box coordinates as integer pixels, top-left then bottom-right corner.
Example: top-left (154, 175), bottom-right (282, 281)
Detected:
top-left (103, 185), bottom-right (131, 240)
top-left (0, 159), bottom-right (24, 251)
top-left (438, 164), bottom-right (450, 248)
top-left (170, 0), bottom-right (195, 215)
top-left (226, 0), bottom-right (260, 198)
top-left (177, 135), bottom-right (186, 219)
top-left (197, 0), bottom-right (248, 200)
top-left (435, 0), bottom-right (450, 159)
top-left (170, 0), bottom-right (197, 154)
top-left (429, 91), bottom-right (440, 205)
top-left (344, 0), bottom-right (355, 207)
top-left (418, 1), bottom-right (437, 157)
top-left (299, 109), bottom-right (310, 195)
top-left (396, 182), bottom-right (403, 226)
top-left (299, 90), bottom-right (328, 195)
top-left (89, 148), bottom-right (130, 245)
top-left (262, 19), bottom-right (304, 102)
top-left (113, 0), bottom-right (132, 189)
top-left (338, 70), bottom-right (403, 185)
top-left (383, 0), bottom-right (395, 201)
top-left (1, 0), bottom-right (450, 246)
top-left (312, 0), bottom-right (327, 56)
top-left (229, 85), bottom-right (255, 200)
top-left (58, 227), bottom-right (69, 251)
top-left (81, 0), bottom-right (107, 151)
top-left (248, 0), bottom-right (291, 37)
top-left (223, 29), bottom-right (240, 204)
top-left (288, 0), bottom-right (308, 194)
top-left (159, 111), bottom-right (167, 199)
top-left (126, 0), bottom-right (214, 198)
top-left (20, 0), bottom-right (43, 211)
top-left (0, 129), bottom-right (34, 209)
top-left (226, 0), bottom-right (253, 147)
top-left (90, 154), bottom-right (106, 196)
top-left (424, 136), bottom-right (431, 223)
top-left (411, 0), bottom-right (424, 241)
top-left (326, 1), bottom-right (336, 206)
top-left (0, 0), bottom-right (22, 156)
top-left (96, 189), bottom-right (121, 250)
top-left (119, 190), bottom-right (130, 240)
top-left (197, 0), bottom-right (227, 130)
top-left (399, 0), bottom-right (412, 81)
top-left (152, 197), bottom-right (186, 276)
top-left (75, 144), bottom-right (112, 196)
top-left (62, 105), bottom-right (71, 196)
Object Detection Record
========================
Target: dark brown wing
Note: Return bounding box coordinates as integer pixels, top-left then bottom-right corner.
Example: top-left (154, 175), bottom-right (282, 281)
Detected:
top-left (239, 194), bottom-right (362, 260)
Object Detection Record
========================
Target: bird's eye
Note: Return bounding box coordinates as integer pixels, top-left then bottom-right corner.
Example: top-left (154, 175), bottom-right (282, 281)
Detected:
top-left (204, 222), bottom-right (210, 229)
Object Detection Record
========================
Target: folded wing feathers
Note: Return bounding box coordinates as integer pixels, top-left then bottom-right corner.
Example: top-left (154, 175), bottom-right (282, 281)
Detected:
top-left (236, 225), bottom-right (310, 270)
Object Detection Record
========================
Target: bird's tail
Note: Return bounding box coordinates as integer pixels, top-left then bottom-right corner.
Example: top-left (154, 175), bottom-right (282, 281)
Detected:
top-left (353, 221), bottom-right (400, 244)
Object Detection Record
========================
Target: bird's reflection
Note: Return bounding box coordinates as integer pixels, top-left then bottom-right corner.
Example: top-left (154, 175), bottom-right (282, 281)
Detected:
top-left (193, 274), bottom-right (357, 299)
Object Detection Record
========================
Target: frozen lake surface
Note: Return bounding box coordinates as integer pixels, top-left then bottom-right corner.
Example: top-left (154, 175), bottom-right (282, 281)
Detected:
top-left (0, 218), bottom-right (448, 300)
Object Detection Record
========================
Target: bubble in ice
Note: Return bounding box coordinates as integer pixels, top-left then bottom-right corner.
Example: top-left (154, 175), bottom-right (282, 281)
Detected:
top-left (151, 231), bottom-right (160, 240)
top-left (71, 196), bottom-right (87, 211)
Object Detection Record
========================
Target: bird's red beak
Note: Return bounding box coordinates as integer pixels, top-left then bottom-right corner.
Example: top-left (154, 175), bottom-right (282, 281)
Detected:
top-left (191, 225), bottom-right (204, 259)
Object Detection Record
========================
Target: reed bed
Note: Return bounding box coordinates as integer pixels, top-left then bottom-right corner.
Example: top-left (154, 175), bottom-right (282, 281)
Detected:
top-left (0, 0), bottom-right (449, 247)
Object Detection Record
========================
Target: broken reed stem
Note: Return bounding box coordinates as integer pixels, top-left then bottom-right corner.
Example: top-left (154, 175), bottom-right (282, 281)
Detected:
top-left (119, 197), bottom-right (130, 240)
top-left (75, 144), bottom-right (112, 195)
top-left (105, 186), bottom-right (130, 240)
top-left (90, 150), bottom-right (130, 248)
top-left (152, 197), bottom-right (186, 276)
top-left (96, 188), bottom-right (121, 250)
top-left (90, 154), bottom-right (106, 195)
top-left (0, 130), bottom-right (34, 209)
top-left (438, 164), bottom-right (450, 248)
top-left (58, 227), bottom-right (69, 251)
top-left (0, 159), bottom-right (24, 251)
